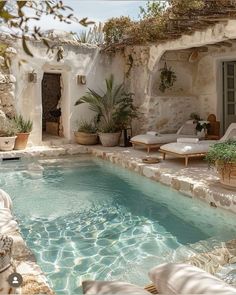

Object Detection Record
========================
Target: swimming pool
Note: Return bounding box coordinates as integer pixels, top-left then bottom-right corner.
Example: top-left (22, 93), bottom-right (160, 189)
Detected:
top-left (1, 156), bottom-right (236, 294)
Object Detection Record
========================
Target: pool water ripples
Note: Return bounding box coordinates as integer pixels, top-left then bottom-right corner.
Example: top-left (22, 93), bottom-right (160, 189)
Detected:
top-left (0, 156), bottom-right (236, 294)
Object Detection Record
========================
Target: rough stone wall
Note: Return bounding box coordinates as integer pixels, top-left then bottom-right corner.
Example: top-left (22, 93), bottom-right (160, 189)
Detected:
top-left (124, 20), bottom-right (236, 135)
top-left (0, 43), bottom-right (17, 119)
top-left (0, 73), bottom-right (16, 118)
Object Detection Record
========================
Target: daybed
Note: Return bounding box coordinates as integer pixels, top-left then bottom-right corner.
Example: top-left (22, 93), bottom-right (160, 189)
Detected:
top-left (159, 123), bottom-right (236, 166)
top-left (131, 121), bottom-right (202, 153)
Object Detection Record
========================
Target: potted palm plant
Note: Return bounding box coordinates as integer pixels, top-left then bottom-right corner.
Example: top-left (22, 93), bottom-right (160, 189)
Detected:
top-left (75, 75), bottom-right (137, 147)
top-left (13, 115), bottom-right (33, 150)
top-left (0, 118), bottom-right (18, 151)
top-left (74, 120), bottom-right (98, 145)
top-left (206, 140), bottom-right (236, 189)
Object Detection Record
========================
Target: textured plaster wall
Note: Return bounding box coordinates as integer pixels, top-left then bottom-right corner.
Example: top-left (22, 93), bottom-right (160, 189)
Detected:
top-left (125, 19), bottom-right (236, 135)
top-left (9, 40), bottom-right (124, 145)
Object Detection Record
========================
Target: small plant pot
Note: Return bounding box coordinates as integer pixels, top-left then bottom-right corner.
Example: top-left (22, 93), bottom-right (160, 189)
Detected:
top-left (99, 132), bottom-right (121, 147)
top-left (14, 133), bottom-right (30, 150)
top-left (216, 161), bottom-right (236, 190)
top-left (74, 132), bottom-right (98, 145)
top-left (0, 136), bottom-right (16, 151)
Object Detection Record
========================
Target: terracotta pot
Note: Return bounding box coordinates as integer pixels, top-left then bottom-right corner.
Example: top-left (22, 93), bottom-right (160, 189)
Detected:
top-left (14, 133), bottom-right (30, 150)
top-left (216, 161), bottom-right (236, 190)
top-left (0, 136), bottom-right (16, 151)
top-left (99, 132), bottom-right (121, 147)
top-left (74, 132), bottom-right (98, 145)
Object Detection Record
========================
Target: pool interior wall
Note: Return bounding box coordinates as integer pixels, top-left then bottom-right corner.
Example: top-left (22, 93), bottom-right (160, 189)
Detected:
top-left (0, 155), bottom-right (236, 294)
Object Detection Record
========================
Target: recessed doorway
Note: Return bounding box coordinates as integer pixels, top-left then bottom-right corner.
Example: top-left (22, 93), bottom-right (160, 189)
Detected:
top-left (41, 73), bottom-right (63, 138)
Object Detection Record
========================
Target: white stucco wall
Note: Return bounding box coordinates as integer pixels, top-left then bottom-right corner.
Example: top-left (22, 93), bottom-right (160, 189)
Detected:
top-left (10, 41), bottom-right (124, 145)
top-left (125, 19), bottom-right (236, 134)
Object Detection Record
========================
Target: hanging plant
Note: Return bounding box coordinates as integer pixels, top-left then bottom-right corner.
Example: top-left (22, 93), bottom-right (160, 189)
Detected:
top-left (159, 62), bottom-right (177, 93)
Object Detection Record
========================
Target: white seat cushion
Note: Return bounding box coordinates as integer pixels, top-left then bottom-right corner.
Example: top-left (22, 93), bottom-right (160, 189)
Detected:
top-left (131, 134), bottom-right (179, 145)
top-left (82, 280), bottom-right (150, 295)
top-left (161, 140), bottom-right (217, 155)
top-left (149, 263), bottom-right (236, 294)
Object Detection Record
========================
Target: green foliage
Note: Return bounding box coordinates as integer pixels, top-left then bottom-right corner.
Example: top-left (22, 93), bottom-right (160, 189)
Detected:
top-left (159, 62), bottom-right (177, 92)
top-left (77, 23), bottom-right (104, 44)
top-left (0, 1), bottom-right (94, 56)
top-left (75, 75), bottom-right (138, 133)
top-left (103, 17), bottom-right (133, 44)
top-left (103, 0), bottom-right (233, 46)
top-left (13, 114), bottom-right (33, 133)
top-left (77, 120), bottom-right (97, 133)
top-left (0, 118), bottom-right (18, 137)
top-left (206, 140), bottom-right (236, 166)
top-left (139, 0), bottom-right (166, 19)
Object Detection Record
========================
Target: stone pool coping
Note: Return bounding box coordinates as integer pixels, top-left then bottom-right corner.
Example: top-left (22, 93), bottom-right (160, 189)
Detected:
top-left (0, 143), bottom-right (235, 293)
top-left (0, 143), bottom-right (235, 214)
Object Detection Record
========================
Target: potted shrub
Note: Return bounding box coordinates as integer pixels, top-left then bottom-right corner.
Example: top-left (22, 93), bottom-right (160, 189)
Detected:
top-left (206, 140), bottom-right (236, 189)
top-left (75, 75), bottom-right (138, 147)
top-left (0, 118), bottom-right (18, 151)
top-left (13, 115), bottom-right (33, 150)
top-left (74, 120), bottom-right (98, 145)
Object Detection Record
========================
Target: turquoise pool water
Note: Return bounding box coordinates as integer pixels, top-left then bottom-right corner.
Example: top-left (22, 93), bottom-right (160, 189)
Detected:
top-left (1, 156), bottom-right (236, 294)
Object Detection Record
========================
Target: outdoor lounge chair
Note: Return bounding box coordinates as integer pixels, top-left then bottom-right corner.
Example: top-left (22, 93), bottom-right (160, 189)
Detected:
top-left (159, 123), bottom-right (236, 166)
top-left (131, 120), bottom-right (203, 153)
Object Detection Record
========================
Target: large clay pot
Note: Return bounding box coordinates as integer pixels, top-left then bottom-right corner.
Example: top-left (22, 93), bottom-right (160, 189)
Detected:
top-left (0, 136), bottom-right (16, 151)
top-left (216, 161), bottom-right (236, 190)
top-left (14, 133), bottom-right (30, 150)
top-left (99, 132), bottom-right (121, 147)
top-left (74, 132), bottom-right (98, 145)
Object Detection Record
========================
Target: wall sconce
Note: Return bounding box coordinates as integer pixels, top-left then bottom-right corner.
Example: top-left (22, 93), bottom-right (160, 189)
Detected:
top-left (28, 72), bottom-right (37, 83)
top-left (77, 75), bottom-right (86, 85)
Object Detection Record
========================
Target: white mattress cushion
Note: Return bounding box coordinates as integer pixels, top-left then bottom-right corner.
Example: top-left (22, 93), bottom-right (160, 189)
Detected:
top-left (131, 134), bottom-right (179, 144)
top-left (82, 280), bottom-right (150, 295)
top-left (177, 137), bottom-right (199, 143)
top-left (161, 140), bottom-right (217, 155)
top-left (149, 263), bottom-right (236, 294)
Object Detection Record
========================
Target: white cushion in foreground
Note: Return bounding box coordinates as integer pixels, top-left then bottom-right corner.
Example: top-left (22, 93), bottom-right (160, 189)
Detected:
top-left (82, 280), bottom-right (150, 295)
top-left (148, 263), bottom-right (236, 294)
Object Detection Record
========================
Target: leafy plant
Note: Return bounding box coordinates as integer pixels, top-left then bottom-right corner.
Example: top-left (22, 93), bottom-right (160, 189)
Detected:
top-left (13, 115), bottom-right (33, 133)
top-left (0, 118), bottom-right (18, 137)
top-left (139, 0), bottom-right (166, 19)
top-left (0, 1), bottom-right (94, 56)
top-left (77, 120), bottom-right (97, 134)
top-left (103, 17), bottom-right (133, 44)
top-left (159, 62), bottom-right (177, 92)
top-left (206, 140), bottom-right (236, 167)
top-left (77, 23), bottom-right (104, 44)
top-left (75, 75), bottom-right (138, 133)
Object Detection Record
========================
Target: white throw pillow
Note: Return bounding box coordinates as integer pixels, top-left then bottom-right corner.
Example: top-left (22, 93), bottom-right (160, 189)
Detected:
top-left (82, 280), bottom-right (151, 295)
top-left (148, 263), bottom-right (236, 294)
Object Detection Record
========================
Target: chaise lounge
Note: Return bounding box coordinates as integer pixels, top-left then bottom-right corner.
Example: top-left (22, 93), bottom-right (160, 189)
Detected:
top-left (159, 123), bottom-right (236, 166)
top-left (130, 120), bottom-right (203, 153)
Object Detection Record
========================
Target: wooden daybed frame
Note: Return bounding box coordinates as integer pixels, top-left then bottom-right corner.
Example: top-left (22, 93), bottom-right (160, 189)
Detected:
top-left (131, 140), bottom-right (162, 153)
top-left (159, 149), bottom-right (207, 166)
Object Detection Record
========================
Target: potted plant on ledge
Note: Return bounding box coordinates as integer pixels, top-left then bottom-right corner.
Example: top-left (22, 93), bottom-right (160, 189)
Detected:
top-left (0, 118), bottom-right (18, 151)
top-left (206, 140), bottom-right (236, 189)
top-left (13, 115), bottom-right (33, 150)
top-left (74, 120), bottom-right (98, 145)
top-left (75, 75), bottom-right (137, 147)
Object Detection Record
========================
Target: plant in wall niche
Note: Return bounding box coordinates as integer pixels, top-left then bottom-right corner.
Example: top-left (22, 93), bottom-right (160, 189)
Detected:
top-left (159, 62), bottom-right (177, 93)
top-left (206, 140), bottom-right (236, 189)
